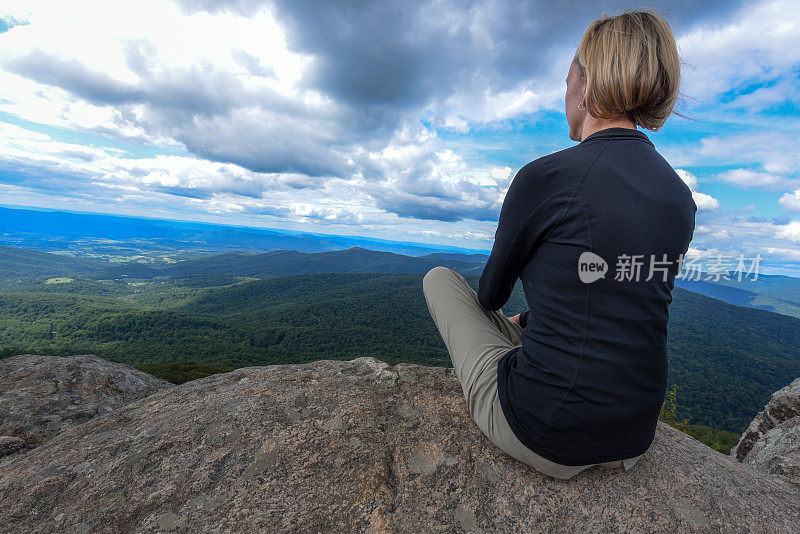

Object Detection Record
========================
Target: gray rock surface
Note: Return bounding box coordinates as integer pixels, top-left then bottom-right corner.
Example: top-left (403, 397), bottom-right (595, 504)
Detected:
top-left (730, 377), bottom-right (800, 485)
top-left (1, 355), bottom-right (798, 533)
top-left (0, 435), bottom-right (33, 457)
top-left (0, 354), bottom-right (172, 457)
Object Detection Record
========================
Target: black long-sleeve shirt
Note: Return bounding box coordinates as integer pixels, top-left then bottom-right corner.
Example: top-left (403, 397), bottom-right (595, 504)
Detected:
top-left (478, 127), bottom-right (696, 465)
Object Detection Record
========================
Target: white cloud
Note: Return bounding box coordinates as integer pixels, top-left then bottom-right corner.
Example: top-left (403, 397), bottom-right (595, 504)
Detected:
top-left (676, 168), bottom-right (698, 190)
top-left (776, 221), bottom-right (800, 243)
top-left (678, 0), bottom-right (800, 109)
top-left (716, 168), bottom-right (794, 190)
top-left (675, 168), bottom-right (719, 210)
top-left (673, 208), bottom-right (800, 268)
top-left (692, 192), bottom-right (720, 211)
top-left (779, 190), bottom-right (800, 212)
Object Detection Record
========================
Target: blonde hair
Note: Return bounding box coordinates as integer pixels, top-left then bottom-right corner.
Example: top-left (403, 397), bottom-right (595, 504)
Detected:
top-left (573, 9), bottom-right (690, 131)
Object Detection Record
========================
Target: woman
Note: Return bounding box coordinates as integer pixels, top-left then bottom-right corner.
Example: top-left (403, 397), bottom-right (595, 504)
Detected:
top-left (422, 9), bottom-right (697, 480)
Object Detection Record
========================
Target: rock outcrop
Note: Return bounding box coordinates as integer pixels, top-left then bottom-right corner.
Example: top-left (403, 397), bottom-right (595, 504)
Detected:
top-left (730, 376), bottom-right (800, 485)
top-left (0, 355), bottom-right (798, 533)
top-left (0, 354), bottom-right (172, 458)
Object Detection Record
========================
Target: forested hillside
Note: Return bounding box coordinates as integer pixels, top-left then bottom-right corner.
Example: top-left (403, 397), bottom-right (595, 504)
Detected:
top-left (1, 264), bottom-right (798, 435)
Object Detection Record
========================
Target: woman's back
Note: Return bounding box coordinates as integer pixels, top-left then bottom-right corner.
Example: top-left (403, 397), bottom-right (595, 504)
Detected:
top-left (478, 126), bottom-right (697, 465)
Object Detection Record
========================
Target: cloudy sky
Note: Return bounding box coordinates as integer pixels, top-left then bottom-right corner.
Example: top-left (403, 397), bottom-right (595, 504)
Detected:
top-left (0, 0), bottom-right (799, 274)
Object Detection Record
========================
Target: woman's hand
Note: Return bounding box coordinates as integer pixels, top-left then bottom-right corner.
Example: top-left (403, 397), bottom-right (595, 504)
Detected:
top-left (508, 313), bottom-right (521, 325)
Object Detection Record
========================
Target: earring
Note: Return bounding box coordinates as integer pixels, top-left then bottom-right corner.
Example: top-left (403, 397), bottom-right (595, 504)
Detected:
top-left (577, 101), bottom-right (586, 111)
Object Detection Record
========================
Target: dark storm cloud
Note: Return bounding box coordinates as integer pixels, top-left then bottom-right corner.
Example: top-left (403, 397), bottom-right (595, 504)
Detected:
top-left (4, 48), bottom-right (241, 114)
top-left (372, 192), bottom-right (502, 222)
top-left (185, 0), bottom-right (747, 112)
top-left (238, 203), bottom-right (294, 217)
top-left (5, 0), bottom-right (748, 223)
top-left (149, 179), bottom-right (270, 200)
top-left (360, 164), bottom-right (502, 222)
top-left (2, 46), bottom-right (349, 177)
top-left (174, 0), bottom-right (750, 199)
top-left (4, 50), bottom-right (146, 105)
top-left (150, 185), bottom-right (215, 199)
top-left (10, 0), bottom-right (748, 163)
top-left (174, 111), bottom-right (355, 177)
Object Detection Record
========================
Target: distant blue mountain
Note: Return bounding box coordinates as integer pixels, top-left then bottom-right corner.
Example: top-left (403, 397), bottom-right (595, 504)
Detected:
top-left (676, 272), bottom-right (800, 319)
top-left (0, 244), bottom-right (486, 283)
top-left (0, 204), bottom-right (485, 258)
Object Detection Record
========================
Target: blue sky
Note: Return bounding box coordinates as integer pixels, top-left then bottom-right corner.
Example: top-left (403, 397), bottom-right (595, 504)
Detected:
top-left (0, 1), bottom-right (799, 274)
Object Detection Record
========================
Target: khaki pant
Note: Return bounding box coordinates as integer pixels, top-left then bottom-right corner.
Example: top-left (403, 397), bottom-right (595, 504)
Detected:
top-left (422, 266), bottom-right (642, 480)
